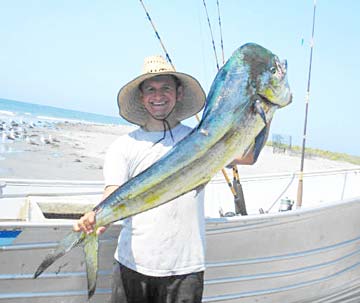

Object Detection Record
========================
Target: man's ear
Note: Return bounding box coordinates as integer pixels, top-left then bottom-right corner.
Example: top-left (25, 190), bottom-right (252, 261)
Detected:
top-left (176, 85), bottom-right (184, 101)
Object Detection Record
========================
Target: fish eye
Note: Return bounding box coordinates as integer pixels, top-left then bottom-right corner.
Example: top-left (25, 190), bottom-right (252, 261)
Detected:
top-left (270, 66), bottom-right (277, 74)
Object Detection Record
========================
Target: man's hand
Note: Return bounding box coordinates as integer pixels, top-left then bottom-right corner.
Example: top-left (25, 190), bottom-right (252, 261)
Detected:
top-left (73, 185), bottom-right (118, 235)
top-left (73, 211), bottom-right (107, 235)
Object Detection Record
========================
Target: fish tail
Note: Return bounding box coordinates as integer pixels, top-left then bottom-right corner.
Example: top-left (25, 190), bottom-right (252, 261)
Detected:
top-left (34, 230), bottom-right (85, 279)
top-left (84, 232), bottom-right (99, 299)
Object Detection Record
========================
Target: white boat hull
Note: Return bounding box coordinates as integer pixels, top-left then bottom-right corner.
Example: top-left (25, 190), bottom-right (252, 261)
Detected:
top-left (1, 169), bottom-right (360, 302)
top-left (204, 198), bottom-right (360, 302)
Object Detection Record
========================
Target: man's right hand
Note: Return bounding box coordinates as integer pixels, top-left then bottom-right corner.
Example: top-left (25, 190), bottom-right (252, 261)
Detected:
top-left (73, 211), bottom-right (107, 235)
top-left (73, 186), bottom-right (118, 235)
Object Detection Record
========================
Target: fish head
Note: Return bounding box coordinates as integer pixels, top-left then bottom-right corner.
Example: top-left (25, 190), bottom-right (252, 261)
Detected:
top-left (242, 43), bottom-right (293, 108)
top-left (223, 43), bottom-right (293, 163)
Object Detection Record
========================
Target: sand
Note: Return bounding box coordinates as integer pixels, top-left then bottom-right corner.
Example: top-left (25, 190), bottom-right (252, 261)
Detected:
top-left (0, 121), bottom-right (135, 180)
top-left (0, 120), bottom-right (358, 181)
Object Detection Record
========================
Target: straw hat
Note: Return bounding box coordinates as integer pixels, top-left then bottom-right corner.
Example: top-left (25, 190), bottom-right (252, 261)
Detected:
top-left (117, 55), bottom-right (206, 126)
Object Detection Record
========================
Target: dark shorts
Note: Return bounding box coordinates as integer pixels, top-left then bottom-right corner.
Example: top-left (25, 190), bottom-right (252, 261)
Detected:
top-left (111, 262), bottom-right (204, 303)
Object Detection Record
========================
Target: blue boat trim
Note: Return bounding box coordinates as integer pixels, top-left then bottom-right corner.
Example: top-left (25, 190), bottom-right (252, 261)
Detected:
top-left (0, 230), bottom-right (22, 246)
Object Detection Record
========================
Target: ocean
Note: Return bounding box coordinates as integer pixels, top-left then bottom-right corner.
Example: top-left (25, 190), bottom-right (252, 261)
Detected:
top-left (0, 98), bottom-right (128, 125)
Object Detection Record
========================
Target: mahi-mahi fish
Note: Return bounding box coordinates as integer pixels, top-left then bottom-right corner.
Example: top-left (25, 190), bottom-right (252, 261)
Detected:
top-left (34, 42), bottom-right (292, 299)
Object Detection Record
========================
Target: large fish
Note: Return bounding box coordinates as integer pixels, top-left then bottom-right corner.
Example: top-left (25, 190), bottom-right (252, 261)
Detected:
top-left (34, 42), bottom-right (292, 298)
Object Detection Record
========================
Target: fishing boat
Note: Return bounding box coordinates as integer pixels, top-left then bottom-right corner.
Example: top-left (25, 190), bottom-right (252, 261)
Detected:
top-left (1, 167), bottom-right (360, 303)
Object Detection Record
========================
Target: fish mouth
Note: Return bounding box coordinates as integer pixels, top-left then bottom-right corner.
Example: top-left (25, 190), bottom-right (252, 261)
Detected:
top-left (253, 92), bottom-right (289, 125)
top-left (258, 89), bottom-right (293, 108)
top-left (256, 93), bottom-right (280, 109)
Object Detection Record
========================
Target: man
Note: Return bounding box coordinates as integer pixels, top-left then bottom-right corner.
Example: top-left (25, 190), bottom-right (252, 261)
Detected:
top-left (74, 55), bottom-right (207, 303)
top-left (74, 55), bottom-right (267, 302)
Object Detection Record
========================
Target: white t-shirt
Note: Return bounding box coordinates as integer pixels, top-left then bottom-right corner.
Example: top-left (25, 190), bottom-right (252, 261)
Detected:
top-left (103, 124), bottom-right (206, 276)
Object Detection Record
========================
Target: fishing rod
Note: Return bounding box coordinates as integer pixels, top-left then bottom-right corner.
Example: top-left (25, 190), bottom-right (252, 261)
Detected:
top-left (232, 165), bottom-right (247, 215)
top-left (139, 0), bottom-right (238, 199)
top-left (202, 0), bottom-right (226, 66)
top-left (215, 1), bottom-right (244, 203)
top-left (216, 0), bottom-right (225, 65)
top-left (202, 0), bottom-right (244, 200)
top-left (296, 0), bottom-right (317, 208)
top-left (139, 0), bottom-right (200, 122)
top-left (202, 0), bottom-right (220, 70)
top-left (139, 0), bottom-right (175, 70)
top-left (202, 0), bottom-right (248, 210)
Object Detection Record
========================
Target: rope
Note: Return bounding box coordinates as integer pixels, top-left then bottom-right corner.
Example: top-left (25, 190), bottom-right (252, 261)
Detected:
top-left (202, 0), bottom-right (220, 70)
top-left (139, 0), bottom-right (175, 70)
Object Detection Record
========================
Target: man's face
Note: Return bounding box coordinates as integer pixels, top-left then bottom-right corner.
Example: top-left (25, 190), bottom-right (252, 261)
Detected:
top-left (140, 75), bottom-right (183, 121)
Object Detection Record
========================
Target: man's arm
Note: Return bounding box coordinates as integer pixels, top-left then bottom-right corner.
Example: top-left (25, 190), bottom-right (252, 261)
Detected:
top-left (102, 185), bottom-right (119, 200)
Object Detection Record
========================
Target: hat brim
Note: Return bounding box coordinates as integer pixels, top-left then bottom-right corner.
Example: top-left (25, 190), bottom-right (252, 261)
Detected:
top-left (117, 71), bottom-right (206, 126)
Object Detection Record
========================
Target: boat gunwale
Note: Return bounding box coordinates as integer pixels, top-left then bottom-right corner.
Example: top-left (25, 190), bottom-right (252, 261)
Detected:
top-left (0, 196), bottom-right (359, 229)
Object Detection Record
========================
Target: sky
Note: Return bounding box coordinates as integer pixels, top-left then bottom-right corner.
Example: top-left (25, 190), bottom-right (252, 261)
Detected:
top-left (1, 1), bottom-right (360, 156)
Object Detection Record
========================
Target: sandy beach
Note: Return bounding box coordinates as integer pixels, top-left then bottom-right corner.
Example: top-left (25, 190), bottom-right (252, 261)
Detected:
top-left (0, 120), bottom-right (135, 180)
top-left (0, 119), bottom-right (359, 181)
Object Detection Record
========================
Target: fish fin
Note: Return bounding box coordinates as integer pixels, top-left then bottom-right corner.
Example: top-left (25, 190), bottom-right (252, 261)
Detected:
top-left (84, 232), bottom-right (99, 299)
top-left (254, 100), bottom-right (267, 125)
top-left (252, 126), bottom-right (269, 162)
top-left (34, 231), bottom-right (85, 279)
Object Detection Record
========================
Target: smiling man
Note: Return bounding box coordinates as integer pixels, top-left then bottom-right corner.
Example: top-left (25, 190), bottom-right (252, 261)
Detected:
top-left (139, 75), bottom-right (182, 130)
top-left (74, 55), bottom-right (207, 303)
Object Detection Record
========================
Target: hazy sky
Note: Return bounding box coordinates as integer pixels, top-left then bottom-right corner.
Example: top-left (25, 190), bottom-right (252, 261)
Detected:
top-left (1, 1), bottom-right (359, 155)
